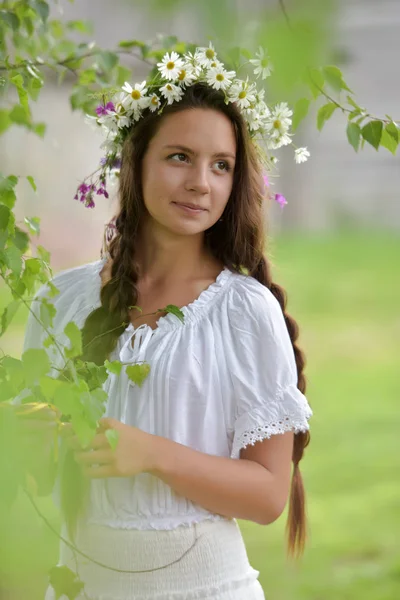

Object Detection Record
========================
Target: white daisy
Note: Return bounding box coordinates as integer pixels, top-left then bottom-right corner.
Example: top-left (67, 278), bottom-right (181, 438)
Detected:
top-left (157, 51), bottom-right (184, 81)
top-left (100, 133), bottom-right (119, 154)
top-left (195, 42), bottom-right (218, 68)
top-left (228, 79), bottom-right (257, 110)
top-left (160, 82), bottom-right (184, 105)
top-left (243, 108), bottom-right (263, 132)
top-left (85, 114), bottom-right (100, 131)
top-left (266, 133), bottom-right (292, 150)
top-left (176, 64), bottom-right (197, 87)
top-left (183, 51), bottom-right (203, 77)
top-left (249, 47), bottom-right (273, 80)
top-left (148, 93), bottom-right (161, 112)
top-left (206, 66), bottom-right (236, 91)
top-left (264, 102), bottom-right (293, 140)
top-left (294, 147), bottom-right (310, 164)
top-left (121, 81), bottom-right (149, 111)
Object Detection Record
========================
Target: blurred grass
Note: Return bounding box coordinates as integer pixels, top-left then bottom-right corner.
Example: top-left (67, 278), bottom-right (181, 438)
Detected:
top-left (0, 228), bottom-right (399, 599)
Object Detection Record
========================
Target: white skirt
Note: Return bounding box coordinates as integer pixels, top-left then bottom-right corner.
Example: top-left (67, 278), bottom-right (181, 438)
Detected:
top-left (44, 517), bottom-right (265, 600)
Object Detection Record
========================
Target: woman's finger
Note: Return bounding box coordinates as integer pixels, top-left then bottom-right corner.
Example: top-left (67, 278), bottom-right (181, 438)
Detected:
top-left (74, 449), bottom-right (111, 466)
top-left (83, 465), bottom-right (114, 479)
top-left (66, 432), bottom-right (108, 451)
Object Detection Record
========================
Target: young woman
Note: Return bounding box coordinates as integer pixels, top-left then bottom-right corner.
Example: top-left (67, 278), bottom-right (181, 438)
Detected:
top-left (22, 47), bottom-right (312, 599)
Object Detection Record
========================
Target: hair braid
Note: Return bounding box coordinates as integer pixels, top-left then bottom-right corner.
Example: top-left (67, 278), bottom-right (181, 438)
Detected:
top-left (250, 255), bottom-right (311, 558)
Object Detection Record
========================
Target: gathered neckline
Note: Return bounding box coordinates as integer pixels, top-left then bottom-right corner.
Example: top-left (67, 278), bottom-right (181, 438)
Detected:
top-left (91, 259), bottom-right (235, 334)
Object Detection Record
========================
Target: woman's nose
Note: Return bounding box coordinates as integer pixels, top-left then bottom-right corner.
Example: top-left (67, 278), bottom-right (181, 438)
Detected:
top-left (185, 164), bottom-right (211, 195)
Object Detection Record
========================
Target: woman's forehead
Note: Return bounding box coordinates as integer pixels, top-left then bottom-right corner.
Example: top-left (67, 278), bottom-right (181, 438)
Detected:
top-left (151, 108), bottom-right (236, 152)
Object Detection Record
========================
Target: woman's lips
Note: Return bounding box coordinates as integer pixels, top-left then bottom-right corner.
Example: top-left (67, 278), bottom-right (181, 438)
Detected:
top-left (172, 202), bottom-right (206, 214)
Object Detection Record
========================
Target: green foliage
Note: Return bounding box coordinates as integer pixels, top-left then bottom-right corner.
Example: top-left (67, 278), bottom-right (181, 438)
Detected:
top-left (0, 1), bottom-right (399, 596)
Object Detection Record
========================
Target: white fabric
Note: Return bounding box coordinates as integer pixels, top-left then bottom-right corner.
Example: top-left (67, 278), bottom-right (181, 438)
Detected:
top-left (22, 258), bottom-right (312, 530)
top-left (44, 518), bottom-right (265, 599)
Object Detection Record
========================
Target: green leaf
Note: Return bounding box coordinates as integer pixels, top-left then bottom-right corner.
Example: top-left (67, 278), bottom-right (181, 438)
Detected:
top-left (66, 20), bottom-right (93, 34)
top-left (64, 321), bottom-right (82, 358)
top-left (164, 304), bottom-right (185, 323)
top-left (32, 1), bottom-right (50, 22)
top-left (104, 360), bottom-right (122, 376)
top-left (323, 66), bottom-right (353, 93)
top-left (33, 122), bottom-right (46, 137)
top-left (105, 428), bottom-right (119, 451)
top-left (9, 104), bottom-right (31, 127)
top-left (292, 98), bottom-right (310, 132)
top-left (380, 127), bottom-right (398, 155)
top-left (118, 39), bottom-right (146, 49)
top-left (36, 244), bottom-right (51, 266)
top-left (24, 216), bottom-right (40, 235)
top-left (0, 110), bottom-right (12, 135)
top-left (317, 102), bottom-right (338, 131)
top-left (0, 175), bottom-right (18, 192)
top-left (361, 121), bottom-right (383, 150)
top-left (48, 565), bottom-right (84, 600)
top-left (10, 74), bottom-right (29, 112)
top-left (26, 175), bottom-right (37, 192)
top-left (39, 375), bottom-right (64, 399)
top-left (0, 10), bottom-right (20, 30)
top-left (40, 298), bottom-right (56, 328)
top-left (306, 68), bottom-right (325, 99)
top-left (1, 301), bottom-right (20, 336)
top-left (97, 51), bottom-right (119, 71)
top-left (116, 65), bottom-right (132, 87)
top-left (348, 109), bottom-right (362, 120)
top-left (4, 246), bottom-right (22, 276)
top-left (125, 363), bottom-right (151, 387)
top-left (22, 348), bottom-right (51, 385)
top-left (346, 95), bottom-right (360, 110)
top-left (0, 205), bottom-right (10, 230)
top-left (346, 122), bottom-right (361, 152)
top-left (0, 189), bottom-right (16, 209)
top-left (385, 122), bottom-right (399, 143)
top-left (12, 229), bottom-right (29, 252)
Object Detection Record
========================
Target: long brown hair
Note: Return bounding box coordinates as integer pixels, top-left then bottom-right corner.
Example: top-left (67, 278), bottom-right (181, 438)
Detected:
top-left (63, 82), bottom-right (311, 558)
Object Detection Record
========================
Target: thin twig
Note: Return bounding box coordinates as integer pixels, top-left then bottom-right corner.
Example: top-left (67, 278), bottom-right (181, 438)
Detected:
top-left (24, 487), bottom-right (203, 574)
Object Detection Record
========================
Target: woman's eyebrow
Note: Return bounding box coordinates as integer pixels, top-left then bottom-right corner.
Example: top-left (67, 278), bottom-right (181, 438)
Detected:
top-left (163, 144), bottom-right (236, 160)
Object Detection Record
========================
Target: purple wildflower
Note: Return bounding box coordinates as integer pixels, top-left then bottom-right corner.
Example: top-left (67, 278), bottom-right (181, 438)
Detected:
top-left (78, 183), bottom-right (90, 194)
top-left (274, 193), bottom-right (287, 207)
top-left (263, 174), bottom-right (269, 187)
top-left (95, 102), bottom-right (115, 117)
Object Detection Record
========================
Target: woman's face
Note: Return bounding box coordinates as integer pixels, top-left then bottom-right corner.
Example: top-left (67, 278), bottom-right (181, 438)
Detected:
top-left (141, 108), bottom-right (236, 237)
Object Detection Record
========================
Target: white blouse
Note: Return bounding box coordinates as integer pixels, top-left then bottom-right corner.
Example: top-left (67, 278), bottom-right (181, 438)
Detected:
top-left (21, 258), bottom-right (312, 530)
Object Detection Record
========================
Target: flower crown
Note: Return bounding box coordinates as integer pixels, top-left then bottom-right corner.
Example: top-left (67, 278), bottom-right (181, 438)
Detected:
top-left (75, 43), bottom-right (310, 209)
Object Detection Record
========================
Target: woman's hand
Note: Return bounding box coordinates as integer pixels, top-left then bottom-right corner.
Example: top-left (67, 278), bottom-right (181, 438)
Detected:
top-left (64, 417), bottom-right (159, 479)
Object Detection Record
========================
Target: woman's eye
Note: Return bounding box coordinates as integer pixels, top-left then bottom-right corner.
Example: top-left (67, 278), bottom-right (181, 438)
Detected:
top-left (170, 153), bottom-right (188, 162)
top-left (214, 160), bottom-right (230, 172)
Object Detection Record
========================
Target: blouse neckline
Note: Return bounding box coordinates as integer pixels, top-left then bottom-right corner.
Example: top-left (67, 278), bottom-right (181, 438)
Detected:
top-left (91, 259), bottom-right (235, 334)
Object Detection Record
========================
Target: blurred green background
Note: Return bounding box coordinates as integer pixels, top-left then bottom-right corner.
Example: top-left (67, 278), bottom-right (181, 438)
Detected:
top-left (1, 229), bottom-right (399, 599)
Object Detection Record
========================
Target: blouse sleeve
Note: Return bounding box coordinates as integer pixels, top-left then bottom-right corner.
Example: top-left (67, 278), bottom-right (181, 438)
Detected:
top-left (11, 259), bottom-right (105, 405)
top-left (226, 278), bottom-right (313, 460)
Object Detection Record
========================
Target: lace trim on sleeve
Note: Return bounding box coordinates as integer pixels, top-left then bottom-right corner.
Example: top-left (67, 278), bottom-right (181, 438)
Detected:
top-left (230, 383), bottom-right (312, 459)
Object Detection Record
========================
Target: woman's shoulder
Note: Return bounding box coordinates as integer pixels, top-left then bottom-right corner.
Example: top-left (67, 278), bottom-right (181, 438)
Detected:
top-left (38, 258), bottom-right (105, 302)
top-left (227, 269), bottom-right (283, 321)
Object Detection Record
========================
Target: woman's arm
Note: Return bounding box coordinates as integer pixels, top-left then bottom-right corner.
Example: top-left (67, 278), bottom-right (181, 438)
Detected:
top-left (149, 431), bottom-right (294, 525)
